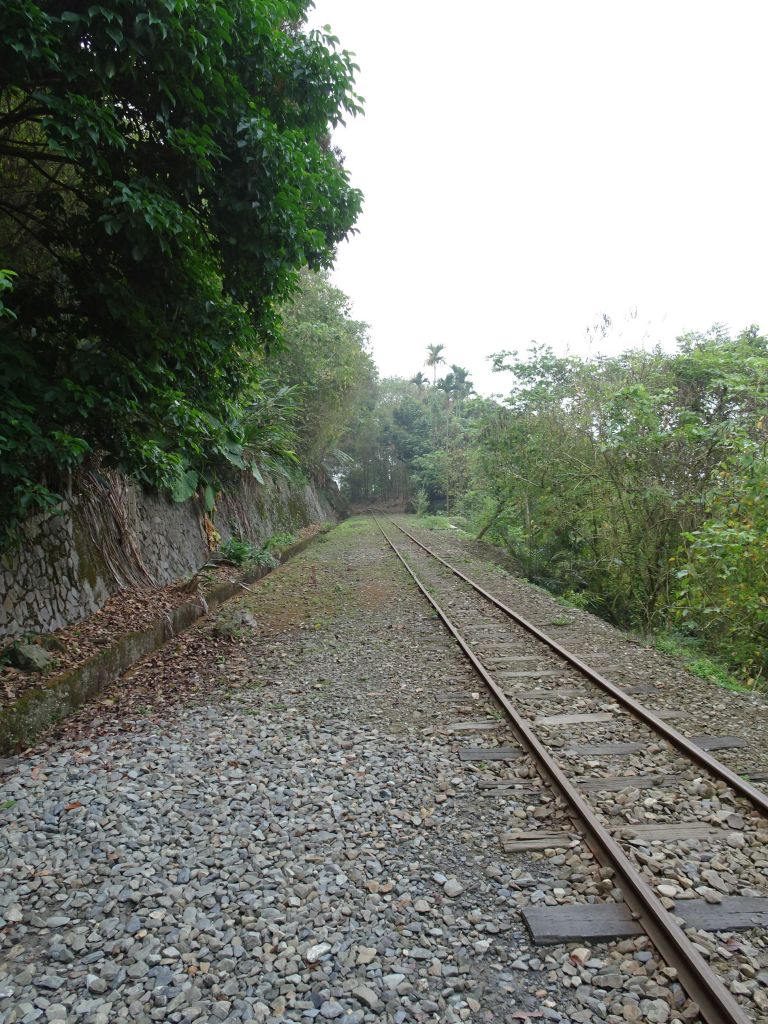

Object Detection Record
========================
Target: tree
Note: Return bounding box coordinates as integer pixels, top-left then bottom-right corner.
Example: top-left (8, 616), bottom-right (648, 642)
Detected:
top-left (0, 1), bottom-right (363, 542)
top-left (340, 369), bottom-right (487, 513)
top-left (474, 330), bottom-right (768, 634)
top-left (674, 437), bottom-right (768, 681)
top-left (449, 365), bottom-right (473, 402)
top-left (425, 343), bottom-right (446, 384)
top-left (410, 371), bottom-right (428, 391)
top-left (436, 372), bottom-right (455, 403)
top-left (272, 270), bottom-right (375, 475)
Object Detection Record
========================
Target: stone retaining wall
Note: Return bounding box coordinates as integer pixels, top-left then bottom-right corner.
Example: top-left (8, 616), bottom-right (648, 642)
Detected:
top-left (0, 530), bottom-right (326, 753)
top-left (1, 469), bottom-right (335, 639)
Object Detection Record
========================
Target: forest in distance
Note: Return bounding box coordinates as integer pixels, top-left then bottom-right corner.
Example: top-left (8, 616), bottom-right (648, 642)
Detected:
top-left (340, 328), bottom-right (768, 691)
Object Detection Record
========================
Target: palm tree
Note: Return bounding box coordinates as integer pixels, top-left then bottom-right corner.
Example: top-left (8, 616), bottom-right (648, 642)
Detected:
top-left (425, 343), bottom-right (446, 384)
top-left (449, 364), bottom-right (473, 401)
top-left (410, 371), bottom-right (428, 391)
top-left (436, 372), bottom-right (455, 404)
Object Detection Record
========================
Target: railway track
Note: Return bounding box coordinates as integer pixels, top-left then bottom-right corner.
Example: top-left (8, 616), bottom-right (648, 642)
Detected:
top-left (375, 516), bottom-right (768, 1024)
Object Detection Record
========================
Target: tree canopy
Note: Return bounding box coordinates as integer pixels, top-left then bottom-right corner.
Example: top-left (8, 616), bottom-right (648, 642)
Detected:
top-left (0, 0), bottom-right (363, 540)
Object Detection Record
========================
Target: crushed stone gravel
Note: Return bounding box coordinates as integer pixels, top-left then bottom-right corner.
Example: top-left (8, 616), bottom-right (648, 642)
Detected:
top-left (3, 516), bottom-right (765, 1022)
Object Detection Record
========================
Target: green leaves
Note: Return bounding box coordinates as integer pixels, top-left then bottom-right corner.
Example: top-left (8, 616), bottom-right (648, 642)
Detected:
top-left (672, 435), bottom-right (768, 681)
top-left (202, 483), bottom-right (216, 513)
top-left (0, 1), bottom-right (364, 543)
top-left (171, 467), bottom-right (199, 503)
top-left (0, 270), bottom-right (17, 319)
top-left (470, 329), bottom-right (768, 643)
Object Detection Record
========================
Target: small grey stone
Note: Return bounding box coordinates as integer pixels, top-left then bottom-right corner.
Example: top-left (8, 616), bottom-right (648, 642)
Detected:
top-left (407, 946), bottom-right (433, 960)
top-left (319, 1000), bottom-right (344, 1019)
top-left (38, 976), bottom-right (65, 991)
top-left (640, 999), bottom-right (671, 1023)
top-left (594, 970), bottom-right (623, 989)
top-left (352, 985), bottom-right (380, 1010)
top-left (305, 942), bottom-right (331, 963)
top-left (50, 945), bottom-right (75, 965)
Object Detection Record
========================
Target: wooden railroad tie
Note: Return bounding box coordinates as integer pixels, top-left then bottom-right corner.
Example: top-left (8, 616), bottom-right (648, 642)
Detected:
top-left (447, 720), bottom-right (505, 733)
top-left (508, 687), bottom-right (588, 700)
top-left (535, 712), bottom-right (614, 727)
top-left (502, 830), bottom-right (578, 852)
top-left (476, 778), bottom-right (541, 795)
top-left (523, 897), bottom-right (768, 944)
top-left (501, 819), bottom-right (728, 853)
top-left (505, 683), bottom-right (656, 701)
top-left (459, 747), bottom-right (522, 762)
top-left (618, 821), bottom-right (726, 842)
top-left (497, 670), bottom-right (567, 679)
top-left (692, 735), bottom-right (747, 751)
top-left (481, 652), bottom-right (542, 660)
top-left (576, 773), bottom-right (684, 793)
top-left (568, 735), bottom-right (746, 757)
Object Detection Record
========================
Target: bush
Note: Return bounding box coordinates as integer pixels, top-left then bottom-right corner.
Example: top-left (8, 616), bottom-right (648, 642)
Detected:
top-left (219, 535), bottom-right (279, 569)
top-left (414, 488), bottom-right (430, 516)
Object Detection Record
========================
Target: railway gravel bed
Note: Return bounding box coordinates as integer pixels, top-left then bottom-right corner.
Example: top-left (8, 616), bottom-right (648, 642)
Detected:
top-left (0, 517), bottom-right (766, 1023)
top-left (382, 516), bottom-right (768, 1022)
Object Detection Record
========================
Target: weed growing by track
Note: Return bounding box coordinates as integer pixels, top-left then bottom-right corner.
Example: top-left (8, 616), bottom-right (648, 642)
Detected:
top-left (654, 633), bottom-right (753, 694)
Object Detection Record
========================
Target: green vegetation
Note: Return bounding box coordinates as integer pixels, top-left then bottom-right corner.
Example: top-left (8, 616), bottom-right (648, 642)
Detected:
top-left (264, 531), bottom-right (296, 553)
top-left (219, 536), bottom-right (277, 569)
top-left (0, 2), bottom-right (365, 544)
top-left (413, 513), bottom-right (470, 536)
top-left (342, 363), bottom-right (485, 510)
top-left (219, 528), bottom-right (296, 568)
top-left (276, 270), bottom-right (374, 476)
top-left (653, 634), bottom-right (751, 693)
top-left (341, 331), bottom-right (768, 686)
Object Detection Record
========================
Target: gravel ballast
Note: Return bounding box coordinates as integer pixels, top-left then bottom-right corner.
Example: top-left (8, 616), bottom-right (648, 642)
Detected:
top-left (2, 516), bottom-right (766, 1022)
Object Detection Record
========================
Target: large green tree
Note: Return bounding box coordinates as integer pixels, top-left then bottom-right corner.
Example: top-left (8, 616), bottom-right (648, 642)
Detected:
top-left (272, 269), bottom-right (375, 475)
top-left (0, 0), bottom-right (362, 540)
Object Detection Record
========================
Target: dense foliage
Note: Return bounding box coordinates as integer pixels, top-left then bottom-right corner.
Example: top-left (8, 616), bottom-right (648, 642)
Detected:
top-left (472, 330), bottom-right (768, 631)
top-left (343, 362), bottom-right (483, 510)
top-left (0, 0), bottom-right (363, 541)
top-left (674, 437), bottom-right (768, 679)
top-left (343, 331), bottom-right (768, 683)
top-left (274, 269), bottom-right (375, 476)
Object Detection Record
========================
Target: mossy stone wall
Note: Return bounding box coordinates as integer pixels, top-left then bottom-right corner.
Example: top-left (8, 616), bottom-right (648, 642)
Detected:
top-left (1, 471), bottom-right (335, 640)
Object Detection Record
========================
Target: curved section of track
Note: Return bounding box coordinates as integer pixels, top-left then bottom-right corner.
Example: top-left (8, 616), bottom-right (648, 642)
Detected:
top-left (375, 516), bottom-right (762, 1024)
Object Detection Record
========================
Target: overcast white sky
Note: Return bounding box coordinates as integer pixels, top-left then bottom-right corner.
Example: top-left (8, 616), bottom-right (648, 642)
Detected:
top-left (309, 1), bottom-right (768, 394)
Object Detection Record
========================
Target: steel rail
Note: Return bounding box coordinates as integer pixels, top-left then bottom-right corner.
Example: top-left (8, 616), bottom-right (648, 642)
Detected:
top-left (375, 517), bottom-right (750, 1024)
top-left (389, 517), bottom-right (768, 820)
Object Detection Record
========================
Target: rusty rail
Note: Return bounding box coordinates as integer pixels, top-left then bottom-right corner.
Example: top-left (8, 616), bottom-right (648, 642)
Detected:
top-left (375, 517), bottom-right (752, 1024)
